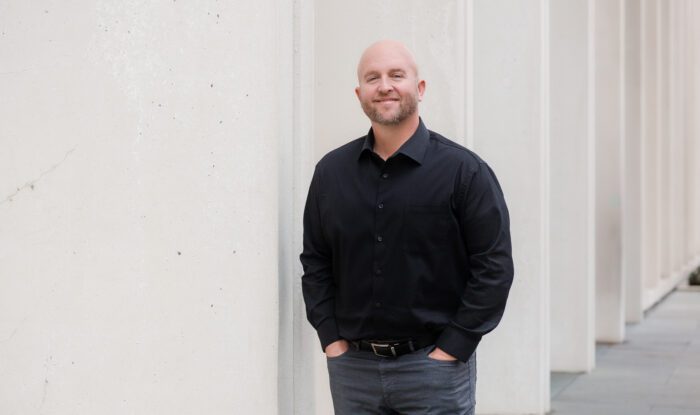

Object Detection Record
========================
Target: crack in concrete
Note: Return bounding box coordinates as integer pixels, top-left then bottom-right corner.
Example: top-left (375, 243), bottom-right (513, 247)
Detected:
top-left (0, 326), bottom-right (20, 344)
top-left (40, 378), bottom-right (48, 409)
top-left (39, 356), bottom-right (52, 412)
top-left (1, 145), bottom-right (77, 205)
top-left (0, 316), bottom-right (29, 344)
top-left (0, 68), bottom-right (35, 76)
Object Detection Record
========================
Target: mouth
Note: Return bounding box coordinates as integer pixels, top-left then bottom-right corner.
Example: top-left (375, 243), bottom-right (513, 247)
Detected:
top-left (373, 98), bottom-right (399, 103)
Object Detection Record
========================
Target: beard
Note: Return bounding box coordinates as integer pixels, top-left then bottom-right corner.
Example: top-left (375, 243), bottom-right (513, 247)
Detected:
top-left (361, 92), bottom-right (419, 126)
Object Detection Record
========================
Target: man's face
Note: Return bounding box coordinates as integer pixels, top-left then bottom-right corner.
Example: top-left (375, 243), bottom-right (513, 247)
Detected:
top-left (355, 44), bottom-right (425, 126)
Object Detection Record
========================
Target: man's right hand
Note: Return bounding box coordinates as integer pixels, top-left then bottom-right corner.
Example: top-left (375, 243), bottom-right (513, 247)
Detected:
top-left (325, 339), bottom-right (350, 358)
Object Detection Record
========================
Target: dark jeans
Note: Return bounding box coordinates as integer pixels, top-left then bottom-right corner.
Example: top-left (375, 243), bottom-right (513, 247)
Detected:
top-left (326, 345), bottom-right (476, 415)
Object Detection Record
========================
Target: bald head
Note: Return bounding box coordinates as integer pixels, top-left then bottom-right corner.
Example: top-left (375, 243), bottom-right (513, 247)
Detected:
top-left (356, 40), bottom-right (419, 82)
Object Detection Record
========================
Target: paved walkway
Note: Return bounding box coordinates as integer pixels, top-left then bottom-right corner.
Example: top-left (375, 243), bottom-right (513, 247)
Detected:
top-left (551, 288), bottom-right (700, 415)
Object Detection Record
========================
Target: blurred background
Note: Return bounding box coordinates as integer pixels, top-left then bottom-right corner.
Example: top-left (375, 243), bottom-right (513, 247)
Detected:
top-left (1, 0), bottom-right (699, 414)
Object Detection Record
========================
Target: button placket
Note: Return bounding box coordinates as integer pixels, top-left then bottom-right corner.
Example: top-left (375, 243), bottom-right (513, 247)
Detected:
top-left (372, 166), bottom-right (390, 311)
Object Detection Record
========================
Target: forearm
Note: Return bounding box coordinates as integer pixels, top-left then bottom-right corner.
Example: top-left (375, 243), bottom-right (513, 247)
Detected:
top-left (300, 165), bottom-right (339, 349)
top-left (436, 259), bottom-right (513, 361)
top-left (440, 161), bottom-right (514, 362)
top-left (301, 264), bottom-right (340, 349)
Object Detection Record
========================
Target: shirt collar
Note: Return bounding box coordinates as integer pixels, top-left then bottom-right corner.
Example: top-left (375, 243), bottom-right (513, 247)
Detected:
top-left (358, 118), bottom-right (430, 165)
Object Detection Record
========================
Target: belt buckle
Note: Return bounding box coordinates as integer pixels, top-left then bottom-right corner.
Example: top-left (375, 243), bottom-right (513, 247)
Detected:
top-left (370, 342), bottom-right (397, 357)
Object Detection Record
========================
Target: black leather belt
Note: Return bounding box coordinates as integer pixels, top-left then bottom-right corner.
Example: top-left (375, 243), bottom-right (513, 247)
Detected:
top-left (351, 336), bottom-right (436, 358)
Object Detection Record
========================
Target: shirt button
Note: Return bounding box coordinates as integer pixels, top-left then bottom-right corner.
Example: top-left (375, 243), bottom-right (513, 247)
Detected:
top-left (376, 235), bottom-right (383, 242)
top-left (378, 203), bottom-right (384, 209)
top-left (375, 302), bottom-right (382, 308)
top-left (375, 269), bottom-right (382, 275)
top-left (381, 173), bottom-right (389, 179)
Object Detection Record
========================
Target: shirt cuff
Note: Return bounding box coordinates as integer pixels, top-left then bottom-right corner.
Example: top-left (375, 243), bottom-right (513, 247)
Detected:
top-left (316, 318), bottom-right (341, 351)
top-left (435, 326), bottom-right (482, 362)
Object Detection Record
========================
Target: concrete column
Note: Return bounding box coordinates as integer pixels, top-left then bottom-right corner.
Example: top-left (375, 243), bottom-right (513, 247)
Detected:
top-left (640, 0), bottom-right (661, 304)
top-left (549, 0), bottom-right (595, 372)
top-left (689, 0), bottom-right (700, 263)
top-left (594, 0), bottom-right (625, 343)
top-left (695, 1), bottom-right (700, 261)
top-left (690, 0), bottom-right (700, 268)
top-left (688, 0), bottom-right (695, 262)
top-left (624, 0), bottom-right (644, 324)
top-left (277, 0), bottom-right (309, 414)
top-left (657, 0), bottom-right (671, 282)
top-left (681, 1), bottom-right (692, 264)
top-left (678, 0), bottom-right (699, 274)
top-left (470, 0), bottom-right (550, 413)
top-left (669, 0), bottom-right (686, 275)
top-left (286, 1), bottom-right (322, 414)
top-left (696, 0), bottom-right (700, 263)
top-left (0, 1), bottom-right (283, 413)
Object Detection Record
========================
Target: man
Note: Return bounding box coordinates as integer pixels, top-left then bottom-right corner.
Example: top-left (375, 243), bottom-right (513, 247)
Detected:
top-left (300, 40), bottom-right (514, 414)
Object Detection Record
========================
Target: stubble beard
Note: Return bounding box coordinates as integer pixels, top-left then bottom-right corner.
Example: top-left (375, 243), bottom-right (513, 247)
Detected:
top-left (362, 93), bottom-right (418, 126)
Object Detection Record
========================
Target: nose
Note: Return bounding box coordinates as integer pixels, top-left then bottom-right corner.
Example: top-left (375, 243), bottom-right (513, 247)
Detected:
top-left (378, 76), bottom-right (393, 93)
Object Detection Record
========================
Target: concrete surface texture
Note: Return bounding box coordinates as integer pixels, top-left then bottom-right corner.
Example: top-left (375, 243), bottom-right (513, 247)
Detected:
top-left (1, 1), bottom-right (282, 414)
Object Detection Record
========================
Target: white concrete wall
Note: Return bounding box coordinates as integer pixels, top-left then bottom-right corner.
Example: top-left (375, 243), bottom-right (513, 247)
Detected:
top-left (0, 1), bottom-right (283, 414)
top-left (549, 0), bottom-right (595, 373)
top-left (594, 0), bottom-right (625, 343)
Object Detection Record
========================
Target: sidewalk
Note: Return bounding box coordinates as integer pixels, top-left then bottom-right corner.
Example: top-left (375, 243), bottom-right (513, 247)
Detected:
top-left (551, 288), bottom-right (700, 415)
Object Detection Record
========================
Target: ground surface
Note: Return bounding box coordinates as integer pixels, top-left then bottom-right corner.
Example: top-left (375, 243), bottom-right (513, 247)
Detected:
top-left (551, 288), bottom-right (700, 415)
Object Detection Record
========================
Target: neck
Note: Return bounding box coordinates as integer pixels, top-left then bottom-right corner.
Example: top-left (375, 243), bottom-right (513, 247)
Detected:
top-left (371, 115), bottom-right (420, 160)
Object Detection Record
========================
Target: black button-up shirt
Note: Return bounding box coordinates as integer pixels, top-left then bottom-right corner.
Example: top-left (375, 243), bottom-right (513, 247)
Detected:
top-left (300, 120), bottom-right (513, 362)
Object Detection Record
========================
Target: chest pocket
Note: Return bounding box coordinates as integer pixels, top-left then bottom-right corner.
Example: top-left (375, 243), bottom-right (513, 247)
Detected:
top-left (402, 205), bottom-right (450, 253)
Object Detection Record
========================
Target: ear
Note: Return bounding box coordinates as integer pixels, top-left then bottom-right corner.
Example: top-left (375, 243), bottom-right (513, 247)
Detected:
top-left (417, 80), bottom-right (426, 102)
top-left (355, 86), bottom-right (361, 100)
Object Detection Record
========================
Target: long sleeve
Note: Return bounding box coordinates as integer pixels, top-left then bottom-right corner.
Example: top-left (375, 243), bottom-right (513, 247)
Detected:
top-left (436, 161), bottom-right (514, 362)
top-left (299, 166), bottom-right (340, 350)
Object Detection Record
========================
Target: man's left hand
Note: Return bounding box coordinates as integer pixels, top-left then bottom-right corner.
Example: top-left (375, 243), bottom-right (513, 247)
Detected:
top-left (428, 347), bottom-right (458, 361)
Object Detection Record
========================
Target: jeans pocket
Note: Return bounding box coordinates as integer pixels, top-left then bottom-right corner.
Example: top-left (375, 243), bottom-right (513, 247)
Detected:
top-left (425, 347), bottom-right (461, 366)
top-left (326, 350), bottom-right (351, 361)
